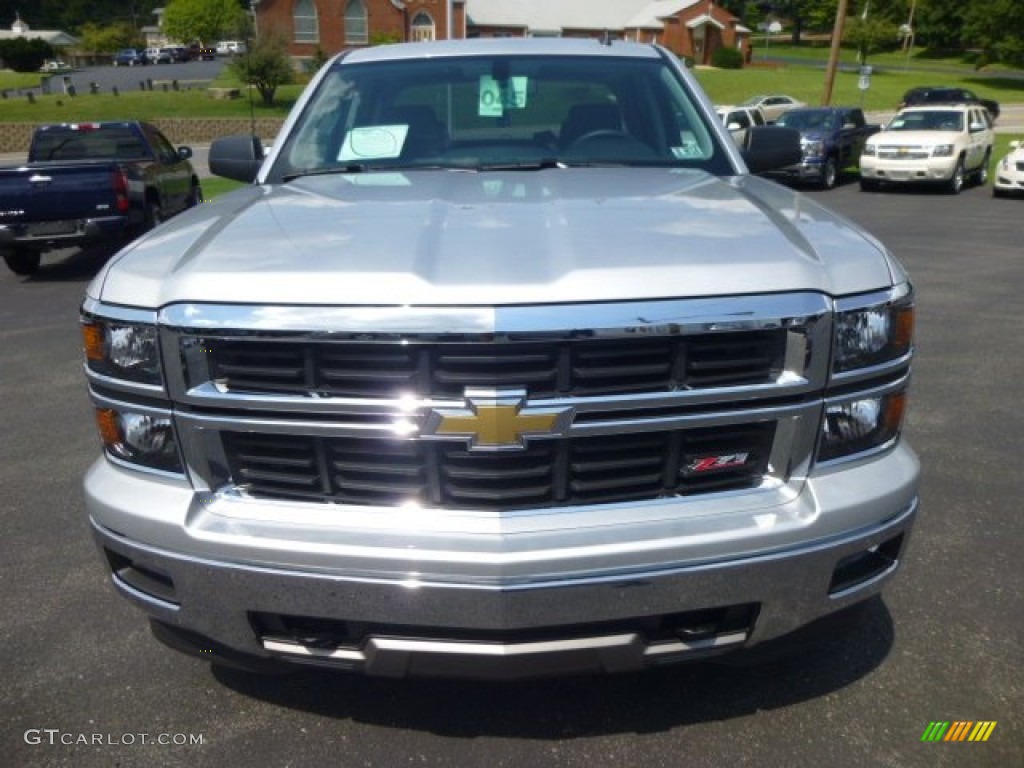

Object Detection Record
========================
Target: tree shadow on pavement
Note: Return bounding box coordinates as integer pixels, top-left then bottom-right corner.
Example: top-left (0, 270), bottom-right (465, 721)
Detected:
top-left (213, 596), bottom-right (894, 738)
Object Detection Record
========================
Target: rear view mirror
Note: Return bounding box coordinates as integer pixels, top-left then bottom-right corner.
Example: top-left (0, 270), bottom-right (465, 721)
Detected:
top-left (209, 134), bottom-right (264, 182)
top-left (741, 126), bottom-right (802, 174)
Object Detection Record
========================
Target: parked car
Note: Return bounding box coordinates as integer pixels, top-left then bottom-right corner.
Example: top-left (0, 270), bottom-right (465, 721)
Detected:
top-left (899, 86), bottom-right (1000, 121)
top-left (215, 40), bottom-right (246, 56)
top-left (740, 94), bottom-right (806, 123)
top-left (144, 47), bottom-right (168, 64)
top-left (0, 121), bottom-right (201, 275)
top-left (113, 48), bottom-right (147, 67)
top-left (859, 104), bottom-right (994, 193)
top-left (993, 139), bottom-right (1024, 198)
top-left (771, 107), bottom-right (881, 189)
top-left (715, 105), bottom-right (766, 145)
top-left (160, 46), bottom-right (188, 63)
top-left (187, 43), bottom-right (217, 61)
top-left (82, 38), bottom-right (920, 680)
top-left (39, 59), bottom-right (73, 72)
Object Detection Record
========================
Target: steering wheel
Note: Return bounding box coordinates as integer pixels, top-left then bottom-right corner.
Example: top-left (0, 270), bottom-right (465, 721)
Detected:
top-left (565, 129), bottom-right (635, 150)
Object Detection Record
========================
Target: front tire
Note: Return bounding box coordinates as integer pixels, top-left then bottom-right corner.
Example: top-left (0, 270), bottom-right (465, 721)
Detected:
top-left (976, 152), bottom-right (990, 186)
top-left (821, 156), bottom-right (839, 189)
top-left (143, 198), bottom-right (164, 231)
top-left (947, 158), bottom-right (965, 194)
top-left (3, 249), bottom-right (41, 276)
top-left (186, 181), bottom-right (203, 208)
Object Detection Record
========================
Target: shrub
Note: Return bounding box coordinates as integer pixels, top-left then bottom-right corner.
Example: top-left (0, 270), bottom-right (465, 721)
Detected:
top-left (0, 38), bottom-right (55, 72)
top-left (711, 46), bottom-right (744, 70)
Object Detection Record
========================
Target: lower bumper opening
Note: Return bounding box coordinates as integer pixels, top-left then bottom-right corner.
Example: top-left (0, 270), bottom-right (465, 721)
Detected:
top-left (828, 533), bottom-right (904, 597)
top-left (249, 604), bottom-right (759, 678)
top-left (105, 548), bottom-right (179, 605)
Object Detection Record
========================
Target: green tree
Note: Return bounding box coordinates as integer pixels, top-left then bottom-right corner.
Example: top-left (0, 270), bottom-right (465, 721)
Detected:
top-left (78, 22), bottom-right (143, 53)
top-left (162, 0), bottom-right (246, 45)
top-left (229, 31), bottom-right (294, 106)
top-left (0, 37), bottom-right (55, 71)
top-left (844, 14), bottom-right (897, 63)
top-left (963, 0), bottom-right (1024, 67)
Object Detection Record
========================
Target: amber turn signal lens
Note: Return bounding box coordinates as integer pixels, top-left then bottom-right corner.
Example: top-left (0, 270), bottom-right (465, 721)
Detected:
top-left (82, 322), bottom-right (105, 362)
top-left (94, 408), bottom-right (122, 446)
top-left (893, 305), bottom-right (915, 350)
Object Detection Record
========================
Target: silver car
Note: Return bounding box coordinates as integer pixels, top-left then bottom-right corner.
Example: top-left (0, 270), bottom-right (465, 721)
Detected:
top-left (82, 38), bottom-right (918, 679)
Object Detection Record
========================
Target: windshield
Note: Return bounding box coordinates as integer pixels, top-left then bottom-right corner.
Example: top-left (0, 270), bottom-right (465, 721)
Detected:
top-left (269, 52), bottom-right (731, 181)
top-left (776, 111), bottom-right (836, 132)
top-left (887, 111), bottom-right (964, 132)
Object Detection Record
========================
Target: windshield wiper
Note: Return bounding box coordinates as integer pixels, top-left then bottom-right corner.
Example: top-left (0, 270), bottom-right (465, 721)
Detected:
top-left (474, 158), bottom-right (565, 171)
top-left (282, 164), bottom-right (368, 182)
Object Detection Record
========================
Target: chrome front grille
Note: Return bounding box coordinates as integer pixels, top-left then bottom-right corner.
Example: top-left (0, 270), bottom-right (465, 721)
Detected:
top-left (222, 423), bottom-right (776, 510)
top-left (163, 295), bottom-right (832, 512)
top-left (877, 146), bottom-right (930, 160)
top-left (197, 332), bottom-right (787, 399)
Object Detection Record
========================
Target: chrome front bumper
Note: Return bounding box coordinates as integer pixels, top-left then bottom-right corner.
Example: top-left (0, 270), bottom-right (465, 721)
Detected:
top-left (86, 443), bottom-right (919, 678)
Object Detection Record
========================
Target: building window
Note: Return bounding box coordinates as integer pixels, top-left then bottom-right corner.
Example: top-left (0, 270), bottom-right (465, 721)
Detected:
top-left (344, 0), bottom-right (368, 45)
top-left (411, 12), bottom-right (435, 42)
top-left (294, 0), bottom-right (319, 43)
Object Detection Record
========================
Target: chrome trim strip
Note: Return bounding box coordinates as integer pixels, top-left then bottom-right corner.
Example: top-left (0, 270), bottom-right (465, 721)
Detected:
top-left (159, 293), bottom-right (832, 336)
top-left (85, 365), bottom-right (168, 398)
top-left (81, 297), bottom-right (158, 325)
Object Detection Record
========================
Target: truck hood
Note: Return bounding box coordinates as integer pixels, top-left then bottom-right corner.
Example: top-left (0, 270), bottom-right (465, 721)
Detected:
top-left (92, 168), bottom-right (900, 308)
top-left (868, 130), bottom-right (959, 146)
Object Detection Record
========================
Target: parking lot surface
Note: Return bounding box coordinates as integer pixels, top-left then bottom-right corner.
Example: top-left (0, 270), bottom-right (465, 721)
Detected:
top-left (1, 178), bottom-right (1021, 767)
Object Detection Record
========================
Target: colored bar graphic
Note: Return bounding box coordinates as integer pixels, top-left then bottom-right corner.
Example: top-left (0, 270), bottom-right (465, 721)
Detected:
top-left (922, 721), bottom-right (996, 742)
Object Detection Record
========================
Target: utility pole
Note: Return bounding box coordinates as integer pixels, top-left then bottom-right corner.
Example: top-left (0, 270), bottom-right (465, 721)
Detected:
top-left (822, 0), bottom-right (850, 105)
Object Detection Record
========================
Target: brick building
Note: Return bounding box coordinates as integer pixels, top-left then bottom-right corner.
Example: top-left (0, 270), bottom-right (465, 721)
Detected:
top-left (254, 0), bottom-right (749, 66)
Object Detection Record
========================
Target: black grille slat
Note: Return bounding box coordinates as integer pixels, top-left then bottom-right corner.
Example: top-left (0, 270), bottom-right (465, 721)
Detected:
top-left (198, 330), bottom-right (787, 398)
top-left (223, 422), bottom-right (775, 511)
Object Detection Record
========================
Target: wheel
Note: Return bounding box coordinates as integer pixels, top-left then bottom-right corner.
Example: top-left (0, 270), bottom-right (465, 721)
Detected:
top-left (976, 152), bottom-right (990, 186)
top-left (993, 187), bottom-right (1007, 198)
top-left (143, 198), bottom-right (164, 230)
top-left (820, 156), bottom-right (839, 189)
top-left (186, 182), bottom-right (203, 208)
top-left (3, 249), bottom-right (41, 276)
top-left (947, 158), bottom-right (965, 194)
top-left (859, 177), bottom-right (880, 192)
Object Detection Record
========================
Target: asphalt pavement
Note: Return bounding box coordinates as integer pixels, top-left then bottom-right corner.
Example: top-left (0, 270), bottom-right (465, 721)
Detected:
top-left (1, 175), bottom-right (1021, 767)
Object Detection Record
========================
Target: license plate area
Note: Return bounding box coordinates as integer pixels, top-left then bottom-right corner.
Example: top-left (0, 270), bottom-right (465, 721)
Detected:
top-left (26, 220), bottom-right (78, 236)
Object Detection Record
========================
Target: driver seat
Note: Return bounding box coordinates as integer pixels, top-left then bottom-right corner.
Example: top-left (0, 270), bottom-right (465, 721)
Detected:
top-left (560, 103), bottom-right (625, 148)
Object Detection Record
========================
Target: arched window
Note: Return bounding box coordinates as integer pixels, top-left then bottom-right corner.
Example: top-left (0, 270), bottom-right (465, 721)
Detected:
top-left (410, 12), bottom-right (435, 42)
top-left (344, 0), bottom-right (368, 45)
top-left (294, 0), bottom-right (319, 43)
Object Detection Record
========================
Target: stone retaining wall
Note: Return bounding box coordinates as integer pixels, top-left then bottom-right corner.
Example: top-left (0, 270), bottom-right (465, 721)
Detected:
top-left (0, 118), bottom-right (287, 153)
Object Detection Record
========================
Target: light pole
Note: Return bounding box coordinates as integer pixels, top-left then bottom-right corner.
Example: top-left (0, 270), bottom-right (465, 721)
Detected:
top-left (822, 0), bottom-right (850, 105)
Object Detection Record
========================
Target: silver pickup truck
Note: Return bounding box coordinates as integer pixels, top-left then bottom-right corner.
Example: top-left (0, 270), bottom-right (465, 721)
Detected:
top-left (81, 38), bottom-right (919, 679)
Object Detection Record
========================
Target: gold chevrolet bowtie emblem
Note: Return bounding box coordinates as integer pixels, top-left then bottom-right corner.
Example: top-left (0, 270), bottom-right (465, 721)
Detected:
top-left (425, 389), bottom-right (573, 450)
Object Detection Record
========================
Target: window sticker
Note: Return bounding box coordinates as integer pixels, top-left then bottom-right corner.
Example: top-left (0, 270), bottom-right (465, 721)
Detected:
top-left (671, 131), bottom-right (702, 159)
top-left (478, 75), bottom-right (528, 117)
top-left (337, 124), bottom-right (410, 161)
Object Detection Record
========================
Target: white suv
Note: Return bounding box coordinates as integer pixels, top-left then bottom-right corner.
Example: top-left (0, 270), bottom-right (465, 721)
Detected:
top-left (860, 104), bottom-right (994, 193)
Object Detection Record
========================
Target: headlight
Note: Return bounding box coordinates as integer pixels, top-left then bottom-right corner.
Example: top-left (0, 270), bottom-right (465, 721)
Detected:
top-left (931, 144), bottom-right (955, 157)
top-left (82, 318), bottom-right (161, 385)
top-left (95, 407), bottom-right (183, 473)
top-left (861, 144), bottom-right (876, 156)
top-left (833, 289), bottom-right (914, 374)
top-left (802, 139), bottom-right (824, 158)
top-left (818, 390), bottom-right (907, 462)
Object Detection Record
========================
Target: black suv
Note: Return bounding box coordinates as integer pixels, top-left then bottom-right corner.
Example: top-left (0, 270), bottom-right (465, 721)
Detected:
top-left (899, 86), bottom-right (1000, 120)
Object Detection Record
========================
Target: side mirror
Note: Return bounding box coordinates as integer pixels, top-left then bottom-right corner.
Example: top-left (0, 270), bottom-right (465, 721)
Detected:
top-left (209, 134), bottom-right (264, 182)
top-left (727, 122), bottom-right (742, 132)
top-left (177, 146), bottom-right (193, 160)
top-left (969, 122), bottom-right (986, 133)
top-left (741, 125), bottom-right (803, 174)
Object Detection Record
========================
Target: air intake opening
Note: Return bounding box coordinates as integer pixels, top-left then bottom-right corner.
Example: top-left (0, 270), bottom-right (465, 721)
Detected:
top-left (828, 534), bottom-right (904, 596)
top-left (105, 549), bottom-right (178, 605)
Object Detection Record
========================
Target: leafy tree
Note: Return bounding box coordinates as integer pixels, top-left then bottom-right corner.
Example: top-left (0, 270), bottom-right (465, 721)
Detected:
top-left (229, 31), bottom-right (294, 106)
top-left (844, 14), bottom-right (897, 63)
top-left (78, 22), bottom-right (143, 53)
top-left (0, 37), bottom-right (55, 71)
top-left (963, 0), bottom-right (1024, 67)
top-left (162, 0), bottom-right (246, 45)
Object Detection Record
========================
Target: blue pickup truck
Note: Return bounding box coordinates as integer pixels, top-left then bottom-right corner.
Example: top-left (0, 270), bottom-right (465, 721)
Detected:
top-left (0, 121), bottom-right (201, 275)
top-left (770, 107), bottom-right (881, 189)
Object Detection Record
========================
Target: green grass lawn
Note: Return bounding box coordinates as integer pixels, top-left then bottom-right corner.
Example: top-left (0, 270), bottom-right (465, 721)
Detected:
top-left (752, 43), bottom-right (1021, 73)
top-left (0, 69), bottom-right (47, 91)
top-left (694, 65), bottom-right (1024, 113)
top-left (200, 176), bottom-right (246, 200)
